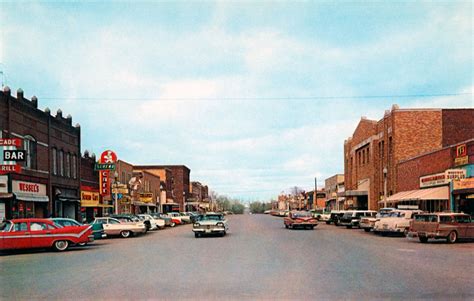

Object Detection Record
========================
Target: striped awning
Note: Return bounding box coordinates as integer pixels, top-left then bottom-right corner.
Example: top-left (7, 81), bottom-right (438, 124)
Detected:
top-left (14, 192), bottom-right (49, 202)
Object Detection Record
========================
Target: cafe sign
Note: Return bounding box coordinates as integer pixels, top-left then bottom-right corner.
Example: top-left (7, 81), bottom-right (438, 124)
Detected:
top-left (420, 169), bottom-right (466, 188)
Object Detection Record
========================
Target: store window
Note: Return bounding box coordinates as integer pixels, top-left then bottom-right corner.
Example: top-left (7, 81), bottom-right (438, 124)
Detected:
top-left (24, 135), bottom-right (37, 170)
top-left (52, 148), bottom-right (57, 175)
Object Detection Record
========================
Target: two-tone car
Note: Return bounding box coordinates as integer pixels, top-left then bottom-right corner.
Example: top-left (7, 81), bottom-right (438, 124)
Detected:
top-left (1, 218), bottom-right (93, 252)
top-left (52, 217), bottom-right (106, 241)
top-left (373, 210), bottom-right (423, 236)
top-left (409, 213), bottom-right (474, 243)
top-left (192, 213), bottom-right (229, 237)
top-left (338, 210), bottom-right (377, 229)
top-left (284, 211), bottom-right (318, 230)
top-left (92, 217), bottom-right (147, 238)
top-left (137, 214), bottom-right (165, 230)
top-left (359, 208), bottom-right (395, 232)
top-left (151, 213), bottom-right (175, 227)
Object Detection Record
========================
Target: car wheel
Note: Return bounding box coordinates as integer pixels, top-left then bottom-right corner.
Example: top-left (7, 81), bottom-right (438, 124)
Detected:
top-left (120, 230), bottom-right (131, 238)
top-left (311, 226), bottom-right (315, 230)
top-left (170, 222), bottom-right (176, 227)
top-left (447, 231), bottom-right (457, 244)
top-left (346, 225), bottom-right (352, 229)
top-left (325, 221), bottom-right (330, 225)
top-left (364, 228), bottom-right (370, 232)
top-left (194, 232), bottom-right (200, 238)
top-left (78, 242), bottom-right (87, 246)
top-left (403, 228), bottom-right (409, 237)
top-left (221, 231), bottom-right (226, 237)
top-left (285, 224), bottom-right (288, 229)
top-left (381, 232), bottom-right (388, 237)
top-left (419, 236), bottom-right (428, 243)
top-left (53, 240), bottom-right (69, 252)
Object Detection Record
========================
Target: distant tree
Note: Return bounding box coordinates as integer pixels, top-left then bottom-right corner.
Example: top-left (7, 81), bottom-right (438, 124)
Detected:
top-left (230, 202), bottom-right (245, 214)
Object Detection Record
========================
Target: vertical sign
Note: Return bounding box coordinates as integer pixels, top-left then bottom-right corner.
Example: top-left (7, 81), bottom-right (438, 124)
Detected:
top-left (0, 137), bottom-right (23, 174)
top-left (98, 150), bottom-right (117, 197)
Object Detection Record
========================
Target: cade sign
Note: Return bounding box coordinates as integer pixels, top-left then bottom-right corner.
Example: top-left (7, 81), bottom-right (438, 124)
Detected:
top-left (0, 138), bottom-right (23, 174)
top-left (99, 150), bottom-right (118, 196)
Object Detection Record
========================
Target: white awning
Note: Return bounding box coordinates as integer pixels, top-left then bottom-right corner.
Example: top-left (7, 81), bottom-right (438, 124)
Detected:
top-left (383, 186), bottom-right (449, 203)
top-left (58, 198), bottom-right (80, 202)
top-left (0, 193), bottom-right (13, 199)
top-left (14, 192), bottom-right (49, 202)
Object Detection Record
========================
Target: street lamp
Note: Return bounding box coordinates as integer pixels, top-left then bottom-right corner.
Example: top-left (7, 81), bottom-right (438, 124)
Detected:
top-left (383, 167), bottom-right (388, 209)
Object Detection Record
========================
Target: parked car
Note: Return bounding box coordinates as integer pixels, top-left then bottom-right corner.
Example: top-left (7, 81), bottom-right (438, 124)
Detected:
top-left (373, 210), bottom-right (423, 236)
top-left (179, 212), bottom-right (191, 224)
top-left (409, 213), bottom-right (474, 243)
top-left (284, 211), bottom-right (318, 230)
top-left (151, 213), bottom-right (175, 227)
top-left (360, 208), bottom-right (395, 232)
top-left (339, 210), bottom-right (377, 229)
top-left (0, 218), bottom-right (93, 252)
top-left (193, 213), bottom-right (229, 237)
top-left (92, 217), bottom-right (147, 238)
top-left (186, 212), bottom-right (199, 223)
top-left (166, 212), bottom-right (185, 224)
top-left (327, 211), bottom-right (346, 225)
top-left (111, 214), bottom-right (150, 232)
top-left (52, 217), bottom-right (106, 240)
top-left (138, 214), bottom-right (165, 230)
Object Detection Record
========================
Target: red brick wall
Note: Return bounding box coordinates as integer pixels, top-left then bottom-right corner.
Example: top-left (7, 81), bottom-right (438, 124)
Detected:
top-left (442, 109), bottom-right (474, 147)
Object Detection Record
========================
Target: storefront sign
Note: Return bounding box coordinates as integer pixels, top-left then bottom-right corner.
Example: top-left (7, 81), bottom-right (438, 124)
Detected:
top-left (455, 144), bottom-right (467, 157)
top-left (453, 178), bottom-right (474, 190)
top-left (81, 187), bottom-right (100, 207)
top-left (100, 150), bottom-right (118, 164)
top-left (99, 170), bottom-right (110, 196)
top-left (0, 175), bottom-right (8, 193)
top-left (139, 193), bottom-right (153, 203)
top-left (12, 180), bottom-right (47, 195)
top-left (0, 164), bottom-right (21, 174)
top-left (420, 169), bottom-right (466, 188)
top-left (94, 163), bottom-right (116, 170)
top-left (454, 156), bottom-right (468, 166)
top-left (0, 138), bottom-right (22, 147)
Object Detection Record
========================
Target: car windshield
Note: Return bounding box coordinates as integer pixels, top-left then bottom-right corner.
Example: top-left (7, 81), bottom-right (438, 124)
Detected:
top-left (197, 215), bottom-right (223, 221)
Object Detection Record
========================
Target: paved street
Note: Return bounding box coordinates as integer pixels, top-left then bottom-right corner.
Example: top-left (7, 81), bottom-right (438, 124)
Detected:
top-left (1, 214), bottom-right (473, 300)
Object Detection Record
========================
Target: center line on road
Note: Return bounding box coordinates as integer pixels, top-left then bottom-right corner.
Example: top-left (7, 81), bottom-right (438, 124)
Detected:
top-left (396, 248), bottom-right (416, 253)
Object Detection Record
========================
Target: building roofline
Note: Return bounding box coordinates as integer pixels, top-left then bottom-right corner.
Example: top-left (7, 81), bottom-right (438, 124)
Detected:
top-left (134, 165), bottom-right (191, 171)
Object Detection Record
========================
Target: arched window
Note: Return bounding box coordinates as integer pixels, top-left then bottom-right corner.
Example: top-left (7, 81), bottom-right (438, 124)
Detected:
top-left (24, 135), bottom-right (37, 170)
top-left (72, 155), bottom-right (77, 179)
top-left (66, 153), bottom-right (71, 177)
top-left (59, 150), bottom-right (64, 176)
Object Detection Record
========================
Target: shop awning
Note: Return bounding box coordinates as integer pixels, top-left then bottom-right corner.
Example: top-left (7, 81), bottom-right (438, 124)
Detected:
top-left (133, 201), bottom-right (157, 207)
top-left (14, 192), bottom-right (49, 202)
top-left (0, 193), bottom-right (13, 199)
top-left (383, 186), bottom-right (449, 203)
top-left (98, 204), bottom-right (114, 208)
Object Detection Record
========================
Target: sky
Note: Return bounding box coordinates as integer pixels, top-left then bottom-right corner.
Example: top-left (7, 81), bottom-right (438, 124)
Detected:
top-left (0, 1), bottom-right (472, 201)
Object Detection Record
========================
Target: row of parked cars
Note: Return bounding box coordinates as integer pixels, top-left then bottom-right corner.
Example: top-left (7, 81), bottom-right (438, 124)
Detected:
top-left (320, 208), bottom-right (474, 243)
top-left (0, 211), bottom-right (202, 252)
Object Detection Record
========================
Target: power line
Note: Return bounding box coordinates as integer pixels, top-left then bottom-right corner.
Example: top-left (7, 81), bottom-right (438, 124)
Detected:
top-left (38, 92), bottom-right (472, 102)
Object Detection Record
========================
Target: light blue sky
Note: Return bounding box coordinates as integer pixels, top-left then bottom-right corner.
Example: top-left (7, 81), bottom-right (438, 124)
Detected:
top-left (1, 1), bottom-right (472, 201)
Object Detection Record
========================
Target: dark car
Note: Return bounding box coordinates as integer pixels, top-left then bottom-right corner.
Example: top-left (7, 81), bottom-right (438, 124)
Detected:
top-left (111, 214), bottom-right (150, 232)
top-left (52, 217), bottom-right (106, 241)
top-left (328, 211), bottom-right (345, 226)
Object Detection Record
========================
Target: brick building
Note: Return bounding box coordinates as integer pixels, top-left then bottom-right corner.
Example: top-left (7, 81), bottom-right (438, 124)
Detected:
top-left (134, 165), bottom-right (190, 212)
top-left (133, 169), bottom-right (161, 214)
top-left (344, 105), bottom-right (474, 210)
top-left (394, 139), bottom-right (474, 213)
top-left (133, 166), bottom-right (175, 213)
top-left (324, 174), bottom-right (345, 210)
top-left (80, 151), bottom-right (104, 222)
top-left (0, 87), bottom-right (81, 220)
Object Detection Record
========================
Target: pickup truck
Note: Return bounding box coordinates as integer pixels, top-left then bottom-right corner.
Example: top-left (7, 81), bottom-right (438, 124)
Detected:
top-left (409, 213), bottom-right (474, 243)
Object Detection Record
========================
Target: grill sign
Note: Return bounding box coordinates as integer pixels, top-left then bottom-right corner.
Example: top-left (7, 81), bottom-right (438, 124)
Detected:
top-left (3, 150), bottom-right (26, 161)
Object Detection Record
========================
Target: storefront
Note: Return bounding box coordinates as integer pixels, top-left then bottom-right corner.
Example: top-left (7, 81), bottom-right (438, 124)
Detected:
top-left (133, 192), bottom-right (156, 214)
top-left (0, 175), bottom-right (13, 220)
top-left (11, 180), bottom-right (49, 218)
top-left (53, 186), bottom-right (80, 220)
top-left (452, 178), bottom-right (474, 216)
top-left (80, 186), bottom-right (101, 223)
top-left (385, 185), bottom-right (450, 212)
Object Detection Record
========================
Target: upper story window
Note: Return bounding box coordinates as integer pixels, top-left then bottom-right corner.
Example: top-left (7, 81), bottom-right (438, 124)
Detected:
top-left (72, 155), bottom-right (77, 179)
top-left (52, 148), bottom-right (57, 175)
top-left (23, 135), bottom-right (37, 170)
top-left (59, 150), bottom-right (64, 176)
top-left (66, 153), bottom-right (71, 178)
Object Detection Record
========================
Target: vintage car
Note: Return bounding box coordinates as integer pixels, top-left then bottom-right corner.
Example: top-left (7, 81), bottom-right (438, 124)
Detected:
top-left (111, 214), bottom-right (150, 231)
top-left (0, 218), bottom-right (93, 252)
top-left (373, 209), bottom-right (423, 236)
top-left (192, 213), bottom-right (229, 237)
top-left (52, 217), bottom-right (106, 240)
top-left (92, 217), bottom-right (147, 238)
top-left (409, 213), bottom-right (474, 243)
top-left (327, 211), bottom-right (346, 225)
top-left (360, 208), bottom-right (395, 232)
top-left (137, 214), bottom-right (165, 230)
top-left (166, 212), bottom-right (185, 224)
top-left (284, 211), bottom-right (318, 230)
top-left (151, 213), bottom-right (175, 227)
top-left (179, 212), bottom-right (192, 224)
top-left (339, 210), bottom-right (377, 228)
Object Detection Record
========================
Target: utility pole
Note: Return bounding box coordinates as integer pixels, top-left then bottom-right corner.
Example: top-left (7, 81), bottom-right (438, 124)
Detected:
top-left (314, 177), bottom-right (317, 210)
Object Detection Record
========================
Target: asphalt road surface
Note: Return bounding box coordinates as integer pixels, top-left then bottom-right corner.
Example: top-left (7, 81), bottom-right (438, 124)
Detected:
top-left (1, 214), bottom-right (473, 300)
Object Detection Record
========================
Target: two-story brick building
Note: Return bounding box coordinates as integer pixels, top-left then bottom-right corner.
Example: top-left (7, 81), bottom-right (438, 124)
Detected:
top-left (344, 105), bottom-right (474, 210)
top-left (0, 87), bottom-right (81, 219)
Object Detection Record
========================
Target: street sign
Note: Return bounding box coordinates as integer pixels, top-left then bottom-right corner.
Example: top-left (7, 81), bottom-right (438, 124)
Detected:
top-left (94, 163), bottom-right (116, 171)
top-left (3, 150), bottom-right (26, 161)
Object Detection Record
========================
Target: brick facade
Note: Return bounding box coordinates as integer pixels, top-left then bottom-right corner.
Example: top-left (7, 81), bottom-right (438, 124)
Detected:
top-left (344, 105), bottom-right (473, 210)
